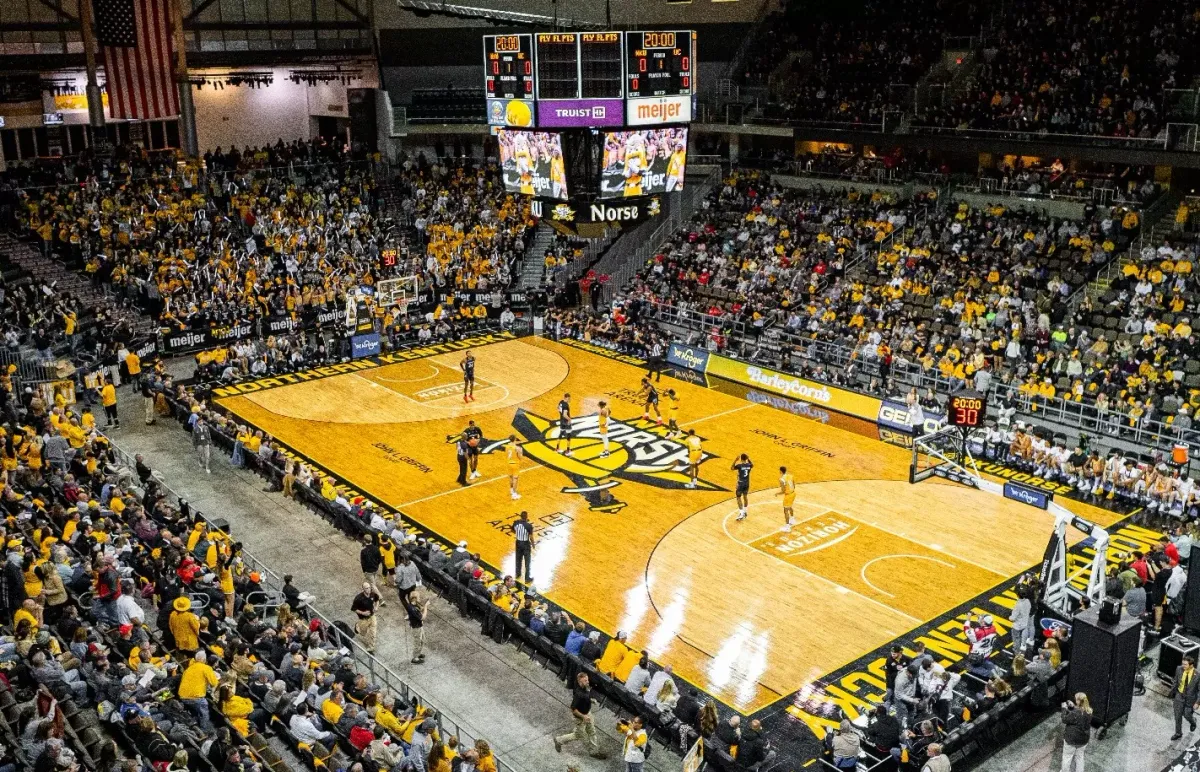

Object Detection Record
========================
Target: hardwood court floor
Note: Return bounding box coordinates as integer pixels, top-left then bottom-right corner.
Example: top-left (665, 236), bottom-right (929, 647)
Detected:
top-left (216, 336), bottom-right (1122, 715)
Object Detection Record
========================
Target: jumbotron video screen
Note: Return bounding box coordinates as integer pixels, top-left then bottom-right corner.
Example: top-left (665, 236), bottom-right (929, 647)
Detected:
top-left (496, 129), bottom-right (569, 201)
top-left (599, 127), bottom-right (688, 199)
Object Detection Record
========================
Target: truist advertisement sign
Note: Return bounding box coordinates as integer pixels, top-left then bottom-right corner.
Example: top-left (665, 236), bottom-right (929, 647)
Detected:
top-left (537, 98), bottom-right (624, 127)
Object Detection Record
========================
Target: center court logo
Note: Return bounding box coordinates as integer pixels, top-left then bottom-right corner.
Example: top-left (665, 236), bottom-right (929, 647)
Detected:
top-left (463, 409), bottom-right (725, 512)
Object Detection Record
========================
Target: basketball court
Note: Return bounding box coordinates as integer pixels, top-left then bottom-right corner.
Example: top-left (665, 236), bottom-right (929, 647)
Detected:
top-left (213, 334), bottom-right (1124, 716)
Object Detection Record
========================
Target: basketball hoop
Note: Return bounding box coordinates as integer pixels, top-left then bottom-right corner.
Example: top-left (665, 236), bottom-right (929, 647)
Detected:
top-left (377, 275), bottom-right (419, 317)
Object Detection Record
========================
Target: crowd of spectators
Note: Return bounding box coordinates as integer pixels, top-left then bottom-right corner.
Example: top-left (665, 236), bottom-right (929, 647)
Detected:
top-left (755, 0), bottom-right (986, 126)
top-left (916, 0), bottom-right (1198, 139)
top-left (742, 0), bottom-right (1199, 141)
top-left (618, 171), bottom-right (1200, 434)
top-left (972, 159), bottom-right (1163, 206)
top-left (0, 363), bottom-right (516, 772)
top-left (14, 141), bottom-right (531, 340)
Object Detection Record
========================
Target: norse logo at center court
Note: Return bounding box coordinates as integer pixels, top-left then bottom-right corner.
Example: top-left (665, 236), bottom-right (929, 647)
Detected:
top-left (502, 409), bottom-right (723, 512)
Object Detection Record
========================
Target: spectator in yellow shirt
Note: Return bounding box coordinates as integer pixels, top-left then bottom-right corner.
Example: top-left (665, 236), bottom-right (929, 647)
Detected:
top-left (179, 651), bottom-right (218, 730)
top-left (100, 380), bottom-right (119, 428)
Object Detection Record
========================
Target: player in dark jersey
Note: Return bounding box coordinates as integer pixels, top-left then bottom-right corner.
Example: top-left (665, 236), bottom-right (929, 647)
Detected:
top-left (460, 351), bottom-right (476, 402)
top-left (555, 393), bottom-right (573, 455)
top-left (638, 377), bottom-right (662, 423)
top-left (732, 454), bottom-right (753, 520)
top-left (462, 419), bottom-right (484, 480)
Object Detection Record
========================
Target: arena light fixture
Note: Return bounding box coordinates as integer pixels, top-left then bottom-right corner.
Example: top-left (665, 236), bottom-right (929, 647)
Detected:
top-left (394, 0), bottom-right (607, 30)
top-left (288, 68), bottom-right (365, 86)
top-left (185, 71), bottom-right (274, 90)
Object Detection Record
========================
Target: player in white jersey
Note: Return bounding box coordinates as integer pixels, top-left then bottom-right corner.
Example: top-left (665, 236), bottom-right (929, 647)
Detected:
top-left (1116, 460), bottom-right (1141, 501)
top-left (1101, 451), bottom-right (1123, 499)
top-left (1029, 434), bottom-right (1049, 475)
top-left (1174, 473), bottom-right (1198, 518)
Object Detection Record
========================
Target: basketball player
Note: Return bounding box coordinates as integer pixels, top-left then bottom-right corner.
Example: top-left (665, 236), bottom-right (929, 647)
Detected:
top-left (555, 393), bottom-right (573, 455)
top-left (461, 351), bottom-right (476, 402)
top-left (463, 419), bottom-right (483, 480)
top-left (505, 434), bottom-right (524, 500)
top-left (777, 465), bottom-right (796, 531)
top-left (665, 389), bottom-right (681, 438)
top-left (732, 454), bottom-right (753, 520)
top-left (639, 377), bottom-right (662, 424)
top-left (682, 429), bottom-right (703, 489)
top-left (597, 400), bottom-right (612, 457)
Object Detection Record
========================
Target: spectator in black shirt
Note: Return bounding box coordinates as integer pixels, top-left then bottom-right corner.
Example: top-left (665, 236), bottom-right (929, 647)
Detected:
top-left (134, 454), bottom-right (153, 484)
top-left (865, 703), bottom-right (901, 755)
top-left (544, 612), bottom-right (572, 646)
top-left (739, 718), bottom-right (776, 768)
top-left (554, 672), bottom-right (606, 758)
top-left (675, 688), bottom-right (702, 727)
top-left (281, 574), bottom-right (301, 611)
top-left (579, 631), bottom-right (603, 663)
top-left (716, 714), bottom-right (742, 749)
top-left (351, 583), bottom-right (380, 654)
top-left (359, 535), bottom-right (382, 592)
top-left (884, 645), bottom-right (908, 701)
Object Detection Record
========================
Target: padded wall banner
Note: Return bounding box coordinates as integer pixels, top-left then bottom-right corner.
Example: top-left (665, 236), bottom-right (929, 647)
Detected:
top-left (704, 354), bottom-right (883, 422)
top-left (666, 342), bottom-right (711, 372)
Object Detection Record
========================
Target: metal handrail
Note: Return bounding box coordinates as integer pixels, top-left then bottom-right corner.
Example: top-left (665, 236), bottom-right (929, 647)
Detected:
top-left (909, 124), bottom-right (1170, 149)
top-left (99, 432), bottom-right (521, 772)
top-left (953, 178), bottom-right (1138, 206)
top-left (844, 203), bottom-right (931, 276)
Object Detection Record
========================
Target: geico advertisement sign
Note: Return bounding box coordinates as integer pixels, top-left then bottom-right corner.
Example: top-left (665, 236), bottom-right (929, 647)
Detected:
top-left (705, 355), bottom-right (882, 421)
top-left (877, 400), bottom-right (947, 435)
top-left (627, 95), bottom-right (692, 126)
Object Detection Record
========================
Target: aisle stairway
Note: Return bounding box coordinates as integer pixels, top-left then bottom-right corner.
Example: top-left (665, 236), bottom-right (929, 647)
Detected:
top-left (0, 231), bottom-right (156, 337)
top-left (517, 223), bottom-right (557, 291)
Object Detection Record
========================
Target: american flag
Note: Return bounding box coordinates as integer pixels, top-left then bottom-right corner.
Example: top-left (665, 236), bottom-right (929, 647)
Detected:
top-left (94, 0), bottom-right (179, 120)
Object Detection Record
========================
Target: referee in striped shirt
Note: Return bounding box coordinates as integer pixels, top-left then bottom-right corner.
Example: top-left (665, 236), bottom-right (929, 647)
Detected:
top-left (513, 511), bottom-right (534, 586)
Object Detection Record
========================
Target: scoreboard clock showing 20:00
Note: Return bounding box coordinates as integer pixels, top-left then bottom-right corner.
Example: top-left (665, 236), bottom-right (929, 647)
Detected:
top-left (948, 392), bottom-right (987, 429)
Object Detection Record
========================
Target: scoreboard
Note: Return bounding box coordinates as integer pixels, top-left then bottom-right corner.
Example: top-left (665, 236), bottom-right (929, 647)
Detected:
top-left (486, 30), bottom-right (696, 128)
top-left (625, 30), bottom-right (694, 99)
top-left (579, 32), bottom-right (624, 99)
top-left (534, 32), bottom-right (580, 100)
top-left (484, 34), bottom-right (533, 99)
top-left (484, 34), bottom-right (535, 127)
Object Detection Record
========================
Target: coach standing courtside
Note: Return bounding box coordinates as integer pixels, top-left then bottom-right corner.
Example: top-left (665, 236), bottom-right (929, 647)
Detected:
top-left (514, 511), bottom-right (534, 586)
